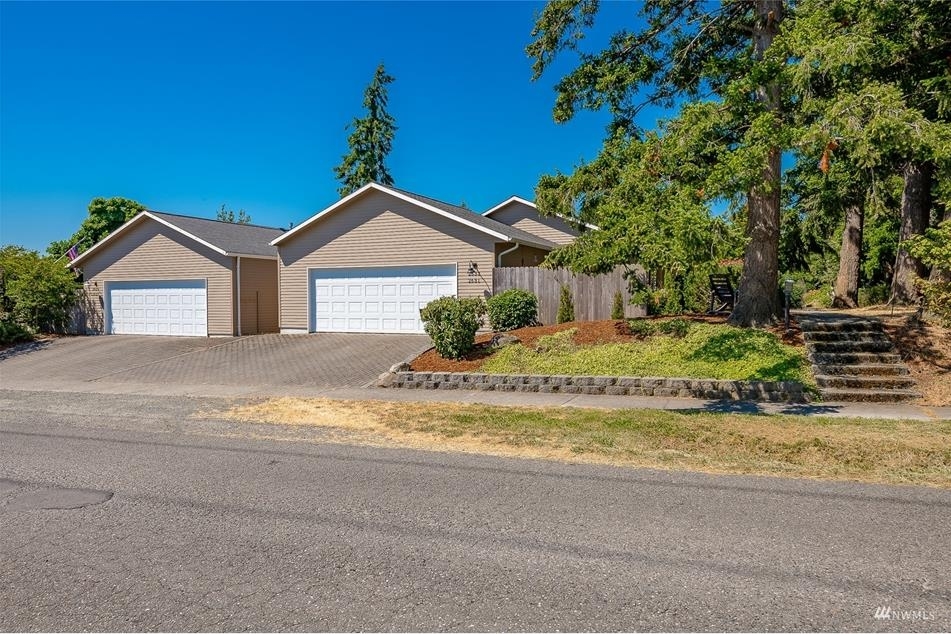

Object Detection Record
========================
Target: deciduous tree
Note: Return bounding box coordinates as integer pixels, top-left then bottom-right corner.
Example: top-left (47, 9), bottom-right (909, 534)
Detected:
top-left (0, 246), bottom-right (79, 332)
top-left (48, 197), bottom-right (145, 258)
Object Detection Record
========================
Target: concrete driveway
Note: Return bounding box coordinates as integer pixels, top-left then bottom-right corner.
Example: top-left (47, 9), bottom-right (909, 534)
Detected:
top-left (0, 333), bottom-right (431, 394)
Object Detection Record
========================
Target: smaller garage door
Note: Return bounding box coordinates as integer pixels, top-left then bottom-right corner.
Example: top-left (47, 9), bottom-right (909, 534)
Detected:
top-left (107, 280), bottom-right (208, 336)
top-left (311, 265), bottom-right (456, 334)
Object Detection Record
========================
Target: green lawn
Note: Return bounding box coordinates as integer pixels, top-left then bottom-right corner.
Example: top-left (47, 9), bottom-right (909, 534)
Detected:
top-left (481, 322), bottom-right (812, 383)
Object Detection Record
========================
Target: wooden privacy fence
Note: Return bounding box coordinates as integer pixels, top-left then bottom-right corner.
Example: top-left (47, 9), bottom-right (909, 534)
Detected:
top-left (493, 266), bottom-right (646, 325)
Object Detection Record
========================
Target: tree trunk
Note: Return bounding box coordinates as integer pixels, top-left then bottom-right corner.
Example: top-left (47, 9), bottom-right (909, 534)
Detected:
top-left (832, 202), bottom-right (864, 308)
top-left (890, 161), bottom-right (932, 303)
top-left (728, 0), bottom-right (783, 327)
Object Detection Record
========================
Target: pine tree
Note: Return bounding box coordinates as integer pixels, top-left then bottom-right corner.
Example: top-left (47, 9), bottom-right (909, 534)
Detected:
top-left (611, 291), bottom-right (625, 320)
top-left (216, 204), bottom-right (252, 224)
top-left (556, 286), bottom-right (575, 324)
top-left (528, 0), bottom-right (787, 327)
top-left (334, 63), bottom-right (397, 196)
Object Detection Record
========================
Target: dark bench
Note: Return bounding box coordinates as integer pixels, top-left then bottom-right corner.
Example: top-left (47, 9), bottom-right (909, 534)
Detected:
top-left (708, 274), bottom-right (735, 313)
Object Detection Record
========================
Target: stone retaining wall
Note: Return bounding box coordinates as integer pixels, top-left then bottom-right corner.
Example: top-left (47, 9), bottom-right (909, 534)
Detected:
top-left (378, 371), bottom-right (810, 403)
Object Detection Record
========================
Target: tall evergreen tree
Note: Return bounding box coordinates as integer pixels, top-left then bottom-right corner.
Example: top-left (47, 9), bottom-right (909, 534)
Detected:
top-left (333, 63), bottom-right (397, 196)
top-left (779, 0), bottom-right (951, 305)
top-left (528, 0), bottom-right (788, 326)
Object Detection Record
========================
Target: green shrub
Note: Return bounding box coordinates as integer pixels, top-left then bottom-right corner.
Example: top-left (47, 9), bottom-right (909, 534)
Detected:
top-left (917, 280), bottom-right (951, 326)
top-left (802, 288), bottom-right (832, 309)
top-left (486, 289), bottom-right (538, 332)
top-left (858, 284), bottom-right (889, 307)
top-left (906, 220), bottom-right (951, 325)
top-left (419, 296), bottom-right (486, 360)
top-left (658, 318), bottom-right (691, 338)
top-left (556, 285), bottom-right (575, 323)
top-left (631, 287), bottom-right (657, 315)
top-left (611, 291), bottom-right (625, 320)
top-left (634, 287), bottom-right (687, 316)
top-left (627, 319), bottom-right (657, 338)
top-left (0, 318), bottom-right (32, 345)
top-left (0, 245), bottom-right (79, 333)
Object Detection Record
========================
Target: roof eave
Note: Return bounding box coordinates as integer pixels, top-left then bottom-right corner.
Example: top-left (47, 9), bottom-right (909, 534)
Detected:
top-left (68, 211), bottom-right (232, 268)
top-left (272, 182), bottom-right (515, 246)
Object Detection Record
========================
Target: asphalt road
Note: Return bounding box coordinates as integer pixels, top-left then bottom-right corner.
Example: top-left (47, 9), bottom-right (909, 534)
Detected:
top-left (1, 389), bottom-right (949, 632)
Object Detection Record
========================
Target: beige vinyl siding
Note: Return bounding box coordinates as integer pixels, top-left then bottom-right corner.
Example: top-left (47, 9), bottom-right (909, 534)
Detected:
top-left (238, 257), bottom-right (279, 334)
top-left (278, 189), bottom-right (497, 330)
top-left (79, 220), bottom-right (235, 336)
top-left (495, 243), bottom-right (551, 267)
top-left (489, 201), bottom-right (579, 245)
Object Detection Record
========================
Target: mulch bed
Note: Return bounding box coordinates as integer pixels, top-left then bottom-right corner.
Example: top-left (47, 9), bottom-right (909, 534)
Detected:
top-left (410, 315), bottom-right (806, 373)
top-left (880, 315), bottom-right (951, 406)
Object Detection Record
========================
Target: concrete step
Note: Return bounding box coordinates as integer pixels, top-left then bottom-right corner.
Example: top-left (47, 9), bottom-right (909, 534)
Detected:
top-left (818, 363), bottom-right (910, 376)
top-left (808, 340), bottom-right (894, 353)
top-left (819, 387), bottom-right (921, 403)
top-left (803, 330), bottom-right (889, 343)
top-left (811, 352), bottom-right (903, 365)
top-left (799, 320), bottom-right (883, 333)
top-left (815, 374), bottom-right (918, 390)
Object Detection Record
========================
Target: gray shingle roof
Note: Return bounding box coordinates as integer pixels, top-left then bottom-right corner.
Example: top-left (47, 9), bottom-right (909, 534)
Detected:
top-left (148, 211), bottom-right (284, 257)
top-left (387, 186), bottom-right (558, 249)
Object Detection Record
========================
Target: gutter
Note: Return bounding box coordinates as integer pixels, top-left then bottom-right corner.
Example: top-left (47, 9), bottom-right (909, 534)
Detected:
top-left (497, 242), bottom-right (520, 267)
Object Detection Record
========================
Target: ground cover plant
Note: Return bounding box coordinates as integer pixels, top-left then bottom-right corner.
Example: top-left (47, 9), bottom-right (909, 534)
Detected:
top-left (478, 321), bottom-right (810, 383)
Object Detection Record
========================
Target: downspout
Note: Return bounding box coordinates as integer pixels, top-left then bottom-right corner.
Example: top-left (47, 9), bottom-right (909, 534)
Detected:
top-left (236, 256), bottom-right (241, 336)
top-left (497, 242), bottom-right (520, 267)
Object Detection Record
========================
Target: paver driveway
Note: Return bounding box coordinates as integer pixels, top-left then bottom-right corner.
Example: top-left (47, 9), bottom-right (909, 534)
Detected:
top-left (0, 333), bottom-right (431, 392)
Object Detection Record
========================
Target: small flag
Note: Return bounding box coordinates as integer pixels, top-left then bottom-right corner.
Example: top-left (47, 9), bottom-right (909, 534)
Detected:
top-left (66, 244), bottom-right (80, 263)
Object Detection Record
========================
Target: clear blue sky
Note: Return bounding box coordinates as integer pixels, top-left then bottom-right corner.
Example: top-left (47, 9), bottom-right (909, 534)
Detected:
top-left (1, 1), bottom-right (648, 253)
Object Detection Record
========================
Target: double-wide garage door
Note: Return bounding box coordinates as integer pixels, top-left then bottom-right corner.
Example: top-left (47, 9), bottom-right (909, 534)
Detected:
top-left (107, 280), bottom-right (208, 336)
top-left (312, 265), bottom-right (456, 334)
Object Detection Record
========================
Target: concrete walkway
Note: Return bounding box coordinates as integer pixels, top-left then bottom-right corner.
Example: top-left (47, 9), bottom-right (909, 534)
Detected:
top-left (3, 374), bottom-right (948, 421)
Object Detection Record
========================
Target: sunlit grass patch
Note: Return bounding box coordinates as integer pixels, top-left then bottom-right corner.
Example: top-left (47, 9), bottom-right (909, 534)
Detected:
top-left (213, 398), bottom-right (951, 488)
top-left (481, 323), bottom-right (812, 384)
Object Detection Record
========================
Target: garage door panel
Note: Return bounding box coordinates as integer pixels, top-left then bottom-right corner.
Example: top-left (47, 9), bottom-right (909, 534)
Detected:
top-left (107, 280), bottom-right (207, 337)
top-left (310, 265), bottom-right (456, 334)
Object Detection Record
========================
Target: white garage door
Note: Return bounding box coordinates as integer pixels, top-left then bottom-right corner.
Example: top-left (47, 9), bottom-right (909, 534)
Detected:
top-left (311, 265), bottom-right (456, 334)
top-left (107, 280), bottom-right (208, 336)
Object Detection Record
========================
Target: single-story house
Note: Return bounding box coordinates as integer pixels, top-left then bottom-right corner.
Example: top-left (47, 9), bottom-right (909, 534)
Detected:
top-left (482, 195), bottom-right (581, 247)
top-left (69, 184), bottom-right (578, 337)
top-left (70, 211), bottom-right (283, 336)
top-left (271, 183), bottom-right (558, 334)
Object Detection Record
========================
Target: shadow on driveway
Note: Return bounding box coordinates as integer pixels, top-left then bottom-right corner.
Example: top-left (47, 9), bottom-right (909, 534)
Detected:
top-left (0, 339), bottom-right (52, 362)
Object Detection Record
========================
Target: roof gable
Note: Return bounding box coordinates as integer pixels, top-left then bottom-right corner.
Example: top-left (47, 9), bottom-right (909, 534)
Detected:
top-left (271, 183), bottom-right (556, 250)
top-left (70, 211), bottom-right (283, 267)
top-left (484, 195), bottom-right (598, 231)
top-left (483, 196), bottom-right (537, 217)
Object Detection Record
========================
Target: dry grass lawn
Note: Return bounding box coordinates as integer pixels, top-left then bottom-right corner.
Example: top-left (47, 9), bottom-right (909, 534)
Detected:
top-left (209, 398), bottom-right (951, 488)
